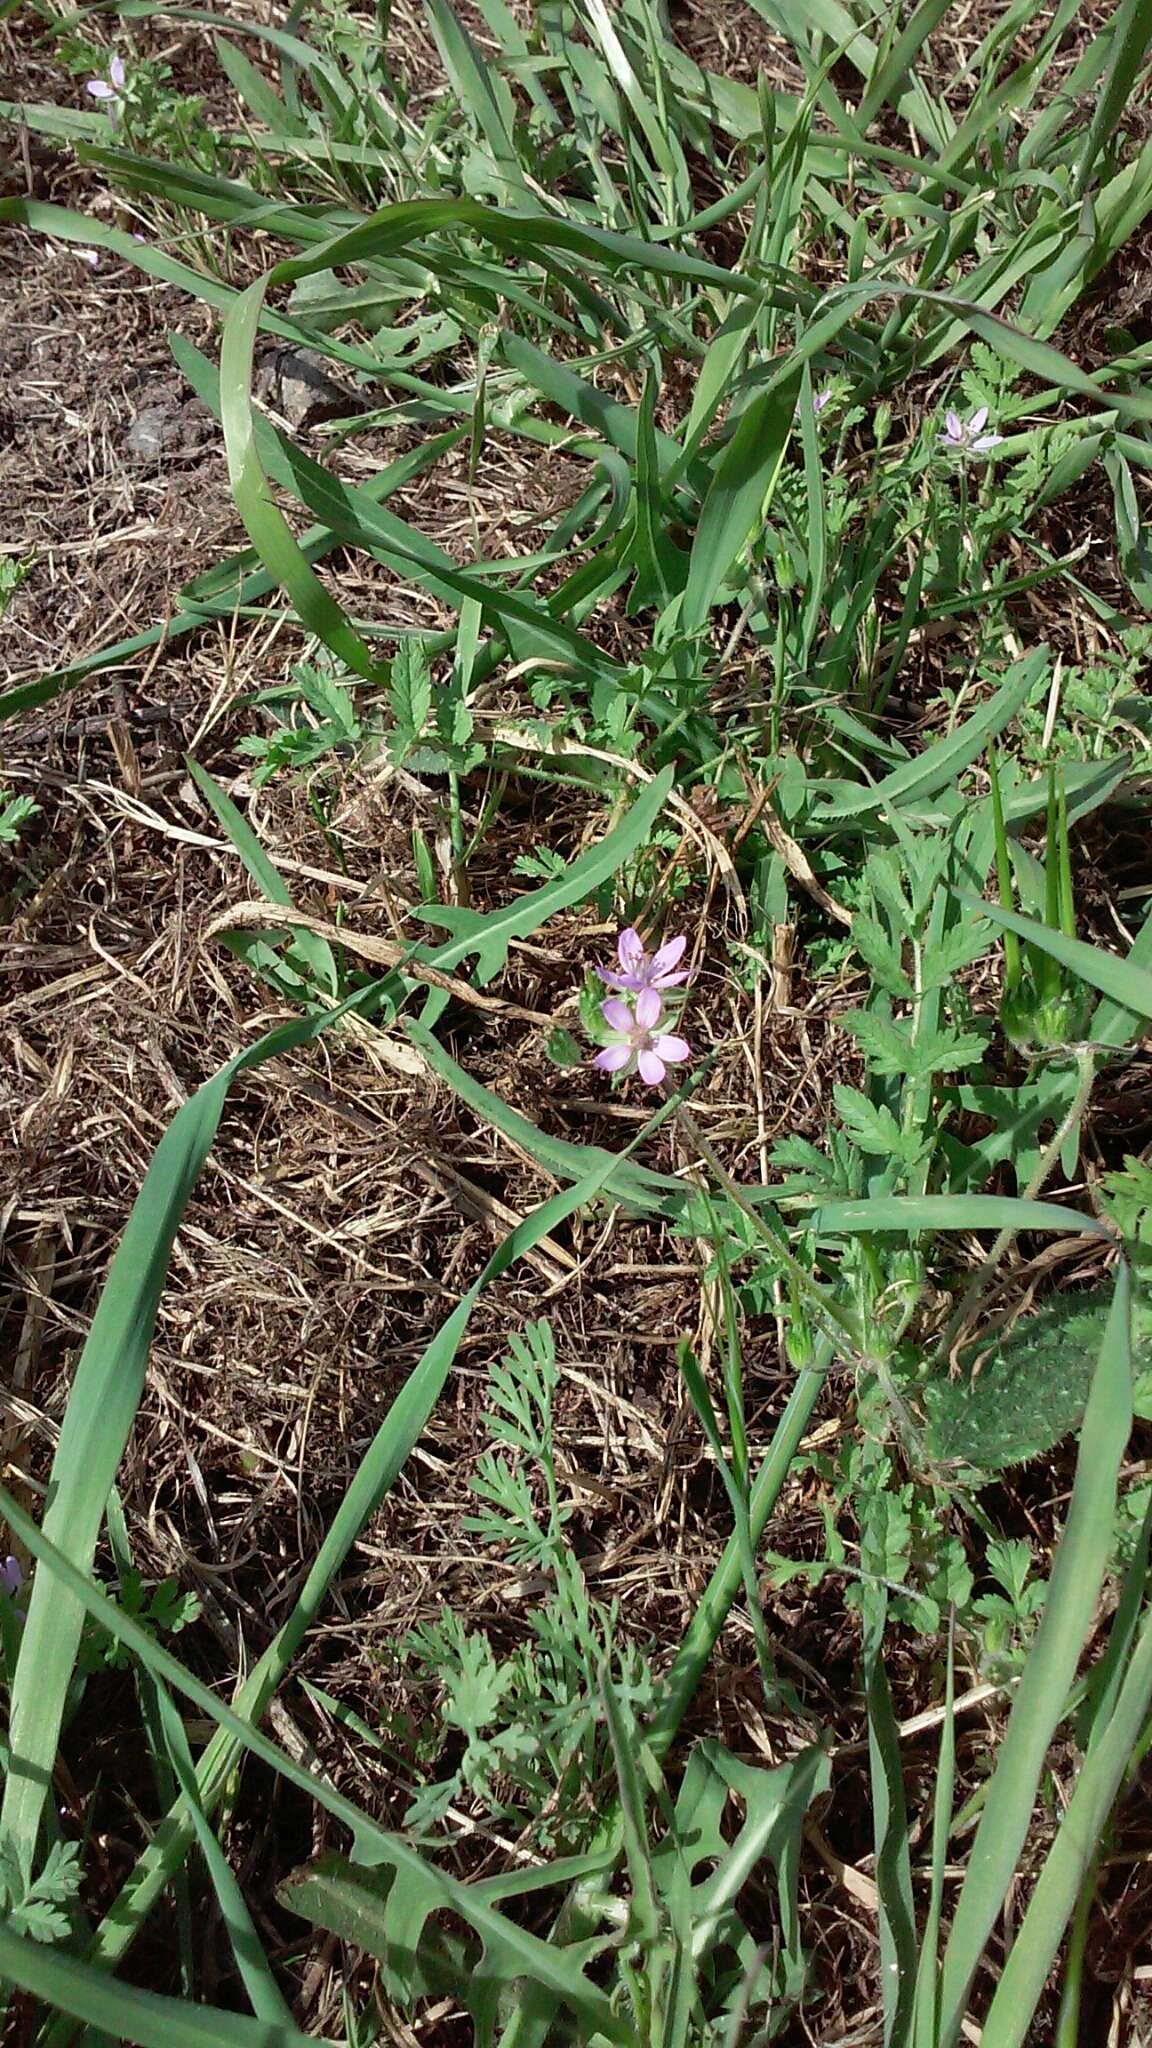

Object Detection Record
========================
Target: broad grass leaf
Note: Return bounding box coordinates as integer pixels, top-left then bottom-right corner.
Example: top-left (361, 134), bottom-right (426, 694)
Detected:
top-left (938, 1267), bottom-right (1133, 2043)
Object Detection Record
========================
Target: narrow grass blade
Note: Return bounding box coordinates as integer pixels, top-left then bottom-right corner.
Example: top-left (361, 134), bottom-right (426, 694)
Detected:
top-left (421, 0), bottom-right (526, 193)
top-left (812, 1194), bottom-right (1113, 1240)
top-left (979, 1593), bottom-right (1152, 2048)
top-left (186, 760), bottom-right (337, 997)
top-left (413, 765), bottom-right (674, 978)
top-left (681, 371), bottom-right (800, 633)
top-left (958, 894), bottom-right (1152, 1020)
top-left (1075, 0), bottom-right (1152, 197)
top-left (863, 1609), bottom-right (917, 2044)
top-left (913, 1622), bottom-right (957, 2047)
top-left (0, 1918), bottom-right (320, 2048)
top-left (817, 649), bottom-right (1047, 820)
top-left (939, 1266), bottom-right (1133, 2043)
top-left (0, 993), bottom-right (395, 1883)
top-left (152, 1680), bottom-right (294, 2027)
top-left (220, 280), bottom-right (383, 684)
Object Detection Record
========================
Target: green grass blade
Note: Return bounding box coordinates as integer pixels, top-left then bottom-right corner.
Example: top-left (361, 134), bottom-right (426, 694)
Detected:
top-left (863, 1611), bottom-right (917, 2044)
top-left (1075, 0), bottom-right (1152, 197)
top-left (220, 280), bottom-right (383, 683)
top-left (421, 0), bottom-right (527, 193)
top-left (812, 1195), bottom-right (1113, 1240)
top-left (152, 1680), bottom-right (295, 2027)
top-left (186, 760), bottom-right (337, 997)
top-left (958, 894), bottom-right (1152, 1020)
top-left (979, 1595), bottom-right (1152, 2048)
top-left (817, 649), bottom-right (1048, 820)
top-left (913, 1623), bottom-right (957, 2047)
top-left (0, 992), bottom-right (396, 1883)
top-left (682, 372), bottom-right (800, 633)
top-left (856, 0), bottom-right (953, 131)
top-left (412, 765), bottom-right (674, 978)
top-left (212, 32), bottom-right (302, 133)
top-left (0, 1922), bottom-right (321, 2048)
top-left (939, 1267), bottom-right (1133, 2043)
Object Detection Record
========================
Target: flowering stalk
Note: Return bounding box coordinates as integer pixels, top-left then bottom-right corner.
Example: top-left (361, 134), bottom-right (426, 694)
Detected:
top-left (589, 928), bottom-right (693, 1089)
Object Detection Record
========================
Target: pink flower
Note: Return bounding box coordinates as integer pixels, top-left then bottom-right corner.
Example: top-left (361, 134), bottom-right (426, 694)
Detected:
top-left (594, 989), bottom-right (691, 1087)
top-left (597, 926), bottom-right (691, 996)
top-left (86, 54), bottom-right (126, 105)
top-left (939, 405), bottom-right (1002, 455)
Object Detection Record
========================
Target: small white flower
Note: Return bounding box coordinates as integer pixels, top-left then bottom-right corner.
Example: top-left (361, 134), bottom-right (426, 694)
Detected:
top-left (86, 55), bottom-right (126, 111)
top-left (939, 405), bottom-right (1003, 456)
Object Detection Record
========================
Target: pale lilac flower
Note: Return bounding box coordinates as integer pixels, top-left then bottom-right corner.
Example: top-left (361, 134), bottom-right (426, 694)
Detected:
top-left (939, 405), bottom-right (1002, 455)
top-left (597, 927), bottom-right (691, 996)
top-left (77, 247), bottom-right (101, 268)
top-left (86, 54), bottom-right (126, 107)
top-left (812, 387), bottom-right (833, 415)
top-left (594, 989), bottom-right (691, 1087)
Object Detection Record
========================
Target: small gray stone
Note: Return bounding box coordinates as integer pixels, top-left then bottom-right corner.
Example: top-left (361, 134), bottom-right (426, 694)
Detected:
top-left (124, 406), bottom-right (182, 464)
top-left (254, 348), bottom-right (362, 430)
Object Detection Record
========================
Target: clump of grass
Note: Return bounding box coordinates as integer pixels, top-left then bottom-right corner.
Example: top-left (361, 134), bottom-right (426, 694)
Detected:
top-left (4, 0), bottom-right (1152, 2042)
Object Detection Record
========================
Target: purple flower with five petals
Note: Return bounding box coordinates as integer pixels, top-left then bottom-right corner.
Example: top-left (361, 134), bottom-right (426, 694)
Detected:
top-left (86, 54), bottom-right (126, 107)
top-left (594, 988), bottom-right (691, 1088)
top-left (597, 926), bottom-right (691, 996)
top-left (939, 405), bottom-right (1002, 455)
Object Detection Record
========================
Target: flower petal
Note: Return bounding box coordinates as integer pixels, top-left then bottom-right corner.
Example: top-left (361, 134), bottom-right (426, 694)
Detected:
top-left (595, 1044), bottom-right (631, 1073)
top-left (600, 998), bottom-right (634, 1034)
top-left (109, 55), bottom-right (126, 88)
top-left (635, 986), bottom-right (663, 1031)
top-left (968, 405), bottom-right (988, 434)
top-left (596, 966), bottom-right (630, 990)
top-left (86, 79), bottom-right (114, 97)
top-left (652, 968), bottom-right (690, 989)
top-left (637, 1050), bottom-right (666, 1086)
top-left (650, 934), bottom-right (687, 978)
top-left (972, 434), bottom-right (1002, 452)
top-left (652, 1034), bottom-right (690, 1064)
top-left (944, 409), bottom-right (963, 440)
top-left (617, 926), bottom-right (644, 970)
